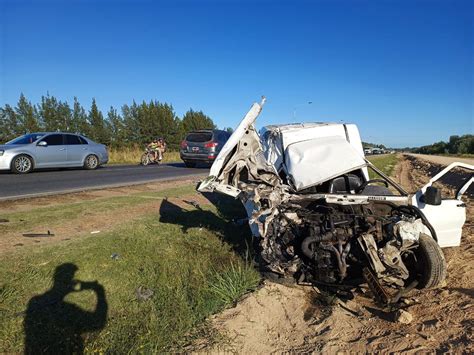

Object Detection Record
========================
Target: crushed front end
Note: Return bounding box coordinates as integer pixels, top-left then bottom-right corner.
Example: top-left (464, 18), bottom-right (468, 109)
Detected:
top-left (198, 98), bottom-right (460, 305)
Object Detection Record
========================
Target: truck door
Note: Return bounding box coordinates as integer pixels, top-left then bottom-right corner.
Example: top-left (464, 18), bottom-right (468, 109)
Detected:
top-left (412, 162), bottom-right (473, 247)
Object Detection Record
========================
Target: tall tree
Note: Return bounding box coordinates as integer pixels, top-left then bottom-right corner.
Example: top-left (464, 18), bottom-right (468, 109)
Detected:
top-left (107, 106), bottom-right (125, 147)
top-left (88, 98), bottom-right (110, 144)
top-left (0, 104), bottom-right (19, 142)
top-left (121, 101), bottom-right (140, 145)
top-left (15, 93), bottom-right (40, 133)
top-left (38, 94), bottom-right (61, 131)
top-left (58, 101), bottom-right (72, 132)
top-left (458, 136), bottom-right (474, 154)
top-left (71, 97), bottom-right (90, 135)
top-left (182, 109), bottom-right (216, 132)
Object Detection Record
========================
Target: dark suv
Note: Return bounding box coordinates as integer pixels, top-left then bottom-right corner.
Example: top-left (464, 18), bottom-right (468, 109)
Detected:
top-left (180, 129), bottom-right (231, 167)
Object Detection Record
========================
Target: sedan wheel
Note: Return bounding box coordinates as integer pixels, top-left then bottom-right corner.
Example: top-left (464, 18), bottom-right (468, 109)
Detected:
top-left (84, 155), bottom-right (99, 170)
top-left (12, 155), bottom-right (33, 174)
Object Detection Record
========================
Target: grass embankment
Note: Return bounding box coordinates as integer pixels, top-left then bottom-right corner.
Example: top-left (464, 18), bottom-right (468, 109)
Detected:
top-left (0, 185), bottom-right (195, 235)
top-left (108, 147), bottom-right (181, 165)
top-left (366, 153), bottom-right (399, 178)
top-left (0, 186), bottom-right (260, 353)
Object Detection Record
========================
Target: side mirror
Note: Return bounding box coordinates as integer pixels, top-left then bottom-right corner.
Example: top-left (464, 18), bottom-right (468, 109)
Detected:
top-left (37, 141), bottom-right (48, 147)
top-left (423, 186), bottom-right (442, 205)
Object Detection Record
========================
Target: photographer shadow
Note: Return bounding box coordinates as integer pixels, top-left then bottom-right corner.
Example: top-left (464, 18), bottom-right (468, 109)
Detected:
top-left (24, 263), bottom-right (108, 354)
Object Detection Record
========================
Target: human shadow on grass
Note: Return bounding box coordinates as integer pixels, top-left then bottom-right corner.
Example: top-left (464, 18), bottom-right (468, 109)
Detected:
top-left (159, 193), bottom-right (252, 255)
top-left (24, 263), bottom-right (108, 354)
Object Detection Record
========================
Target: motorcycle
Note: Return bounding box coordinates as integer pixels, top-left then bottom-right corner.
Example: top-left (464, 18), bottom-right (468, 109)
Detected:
top-left (140, 146), bottom-right (162, 166)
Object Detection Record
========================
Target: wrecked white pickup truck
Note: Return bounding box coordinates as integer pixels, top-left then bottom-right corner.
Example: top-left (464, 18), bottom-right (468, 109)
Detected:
top-left (198, 98), bottom-right (473, 304)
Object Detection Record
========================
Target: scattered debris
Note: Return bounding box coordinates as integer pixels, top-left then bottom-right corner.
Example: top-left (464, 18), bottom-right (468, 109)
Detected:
top-left (136, 286), bottom-right (154, 301)
top-left (91, 230), bottom-right (101, 234)
top-left (111, 253), bottom-right (120, 260)
top-left (422, 319), bottom-right (440, 330)
top-left (394, 309), bottom-right (413, 324)
top-left (22, 230), bottom-right (54, 238)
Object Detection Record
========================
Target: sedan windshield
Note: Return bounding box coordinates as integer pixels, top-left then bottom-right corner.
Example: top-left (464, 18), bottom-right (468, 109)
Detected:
top-left (6, 133), bottom-right (45, 145)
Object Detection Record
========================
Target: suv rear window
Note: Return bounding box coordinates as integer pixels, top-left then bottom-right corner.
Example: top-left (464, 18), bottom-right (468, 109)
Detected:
top-left (186, 132), bottom-right (213, 143)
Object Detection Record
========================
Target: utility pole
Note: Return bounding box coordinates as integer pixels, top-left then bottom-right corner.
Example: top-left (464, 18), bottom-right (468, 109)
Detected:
top-left (293, 101), bottom-right (312, 120)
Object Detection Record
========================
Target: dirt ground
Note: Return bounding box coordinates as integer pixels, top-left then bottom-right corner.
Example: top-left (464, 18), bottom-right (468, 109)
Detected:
top-left (1, 156), bottom-right (472, 352)
top-left (200, 154), bottom-right (473, 353)
top-left (408, 153), bottom-right (474, 166)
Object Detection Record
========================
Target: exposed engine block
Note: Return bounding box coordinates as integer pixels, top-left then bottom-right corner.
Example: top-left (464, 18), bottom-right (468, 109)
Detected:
top-left (259, 199), bottom-right (422, 293)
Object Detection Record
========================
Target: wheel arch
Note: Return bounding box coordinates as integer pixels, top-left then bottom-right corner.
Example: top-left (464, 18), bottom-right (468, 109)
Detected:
top-left (10, 153), bottom-right (36, 171)
top-left (83, 153), bottom-right (100, 169)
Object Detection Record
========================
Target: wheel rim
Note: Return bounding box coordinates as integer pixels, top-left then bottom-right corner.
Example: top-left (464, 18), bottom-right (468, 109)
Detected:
top-left (87, 155), bottom-right (98, 169)
top-left (15, 156), bottom-right (31, 172)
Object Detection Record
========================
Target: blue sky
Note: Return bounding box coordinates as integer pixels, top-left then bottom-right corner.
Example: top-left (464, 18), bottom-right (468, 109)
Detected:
top-left (1, 0), bottom-right (472, 147)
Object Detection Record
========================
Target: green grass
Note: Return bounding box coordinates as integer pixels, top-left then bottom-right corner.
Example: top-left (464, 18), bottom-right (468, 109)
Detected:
top-left (366, 153), bottom-right (399, 178)
top-left (0, 184), bottom-right (196, 235)
top-left (0, 189), bottom-right (260, 353)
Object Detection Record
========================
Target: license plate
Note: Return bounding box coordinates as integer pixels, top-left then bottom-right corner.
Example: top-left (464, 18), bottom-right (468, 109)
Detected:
top-left (192, 147), bottom-right (199, 152)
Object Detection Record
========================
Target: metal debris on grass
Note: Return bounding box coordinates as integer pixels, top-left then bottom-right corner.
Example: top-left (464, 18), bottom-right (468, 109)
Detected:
top-left (22, 230), bottom-right (54, 238)
top-left (136, 286), bottom-right (154, 301)
top-left (111, 253), bottom-right (120, 260)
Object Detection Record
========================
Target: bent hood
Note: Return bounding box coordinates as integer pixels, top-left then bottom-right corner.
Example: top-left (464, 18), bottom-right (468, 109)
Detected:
top-left (198, 97), bottom-right (277, 195)
top-left (285, 136), bottom-right (367, 191)
top-left (198, 98), bottom-right (369, 196)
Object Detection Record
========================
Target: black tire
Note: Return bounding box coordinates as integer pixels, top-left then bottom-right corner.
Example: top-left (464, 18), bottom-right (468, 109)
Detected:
top-left (11, 154), bottom-right (34, 174)
top-left (184, 161), bottom-right (196, 168)
top-left (140, 153), bottom-right (150, 166)
top-left (416, 233), bottom-right (447, 289)
top-left (84, 154), bottom-right (99, 170)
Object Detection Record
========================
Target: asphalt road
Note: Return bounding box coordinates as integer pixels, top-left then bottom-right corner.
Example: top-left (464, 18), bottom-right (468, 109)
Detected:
top-left (0, 163), bottom-right (209, 200)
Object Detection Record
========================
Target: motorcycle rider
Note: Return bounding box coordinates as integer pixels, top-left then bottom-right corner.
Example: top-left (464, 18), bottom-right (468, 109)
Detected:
top-left (147, 137), bottom-right (166, 162)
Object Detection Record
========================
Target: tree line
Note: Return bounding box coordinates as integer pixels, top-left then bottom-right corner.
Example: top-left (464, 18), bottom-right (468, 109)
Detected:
top-left (410, 135), bottom-right (474, 155)
top-left (0, 93), bottom-right (218, 150)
